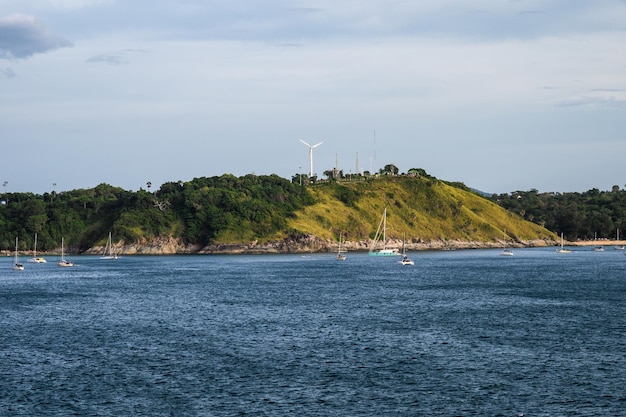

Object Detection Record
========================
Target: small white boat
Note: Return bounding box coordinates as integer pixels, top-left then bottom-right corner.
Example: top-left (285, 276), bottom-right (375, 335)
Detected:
top-left (27, 233), bottom-right (46, 263)
top-left (556, 233), bottom-right (571, 254)
top-left (591, 232), bottom-right (604, 251)
top-left (336, 233), bottom-right (347, 261)
top-left (100, 231), bottom-right (118, 260)
top-left (12, 237), bottom-right (24, 271)
top-left (398, 237), bottom-right (414, 265)
top-left (369, 208), bottom-right (400, 256)
top-left (613, 229), bottom-right (624, 250)
top-left (57, 237), bottom-right (74, 267)
top-left (28, 256), bottom-right (47, 263)
top-left (500, 230), bottom-right (514, 256)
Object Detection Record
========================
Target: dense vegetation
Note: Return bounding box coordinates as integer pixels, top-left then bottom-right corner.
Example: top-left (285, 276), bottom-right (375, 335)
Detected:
top-left (491, 187), bottom-right (626, 241)
top-left (4, 168), bottom-right (620, 253)
top-left (0, 174), bottom-right (313, 252)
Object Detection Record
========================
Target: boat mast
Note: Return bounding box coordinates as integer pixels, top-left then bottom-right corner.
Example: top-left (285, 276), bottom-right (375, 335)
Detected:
top-left (382, 208), bottom-right (387, 249)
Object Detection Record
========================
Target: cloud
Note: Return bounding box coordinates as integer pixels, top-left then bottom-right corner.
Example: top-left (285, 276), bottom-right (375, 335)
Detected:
top-left (0, 67), bottom-right (16, 78)
top-left (86, 49), bottom-right (148, 65)
top-left (44, 0), bottom-right (108, 8)
top-left (518, 10), bottom-right (544, 16)
top-left (0, 14), bottom-right (72, 60)
top-left (556, 95), bottom-right (626, 108)
top-left (287, 7), bottom-right (324, 14)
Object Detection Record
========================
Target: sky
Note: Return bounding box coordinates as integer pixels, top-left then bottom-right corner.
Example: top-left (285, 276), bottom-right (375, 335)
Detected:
top-left (1, 0), bottom-right (625, 195)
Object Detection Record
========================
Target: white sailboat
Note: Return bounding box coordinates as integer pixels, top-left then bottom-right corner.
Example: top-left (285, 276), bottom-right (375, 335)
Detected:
top-left (369, 208), bottom-right (400, 256)
top-left (100, 231), bottom-right (118, 260)
top-left (592, 232), bottom-right (604, 251)
top-left (500, 230), bottom-right (514, 256)
top-left (556, 232), bottom-right (571, 254)
top-left (398, 236), bottom-right (414, 265)
top-left (613, 229), bottom-right (624, 250)
top-left (336, 233), bottom-right (347, 261)
top-left (12, 237), bottom-right (24, 270)
top-left (57, 237), bottom-right (74, 267)
top-left (27, 232), bottom-right (46, 263)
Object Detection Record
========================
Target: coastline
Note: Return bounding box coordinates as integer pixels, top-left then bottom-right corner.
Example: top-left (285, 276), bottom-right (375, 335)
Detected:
top-left (3, 236), bottom-right (558, 256)
top-left (9, 237), bottom-right (625, 256)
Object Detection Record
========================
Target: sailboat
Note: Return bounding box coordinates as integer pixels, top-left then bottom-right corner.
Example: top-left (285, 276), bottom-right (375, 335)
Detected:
top-left (556, 232), bottom-right (571, 253)
top-left (398, 236), bottom-right (414, 265)
top-left (613, 229), bottom-right (624, 250)
top-left (500, 230), bottom-right (514, 256)
top-left (57, 237), bottom-right (74, 267)
top-left (27, 232), bottom-right (47, 263)
top-left (100, 231), bottom-right (118, 260)
top-left (592, 232), bottom-right (604, 251)
top-left (369, 208), bottom-right (400, 256)
top-left (12, 237), bottom-right (24, 270)
top-left (336, 233), bottom-right (347, 261)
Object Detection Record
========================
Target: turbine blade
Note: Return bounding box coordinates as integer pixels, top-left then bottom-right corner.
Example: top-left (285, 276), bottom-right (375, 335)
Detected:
top-left (312, 141), bottom-right (323, 148)
top-left (300, 139), bottom-right (311, 147)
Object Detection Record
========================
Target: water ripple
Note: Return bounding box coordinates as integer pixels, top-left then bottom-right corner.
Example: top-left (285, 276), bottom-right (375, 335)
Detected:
top-left (1, 250), bottom-right (625, 415)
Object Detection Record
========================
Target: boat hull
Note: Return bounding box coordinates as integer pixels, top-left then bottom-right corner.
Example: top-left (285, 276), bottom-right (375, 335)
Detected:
top-left (369, 250), bottom-right (400, 256)
top-left (27, 257), bottom-right (47, 263)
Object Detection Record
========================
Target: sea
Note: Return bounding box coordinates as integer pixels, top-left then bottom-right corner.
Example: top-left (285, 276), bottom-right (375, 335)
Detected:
top-left (1, 247), bottom-right (625, 416)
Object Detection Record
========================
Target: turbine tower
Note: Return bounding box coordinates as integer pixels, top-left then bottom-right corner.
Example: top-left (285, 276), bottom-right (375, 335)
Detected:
top-left (300, 140), bottom-right (323, 178)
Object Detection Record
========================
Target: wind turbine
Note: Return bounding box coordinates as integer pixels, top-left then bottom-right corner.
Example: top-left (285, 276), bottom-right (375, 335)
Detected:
top-left (300, 140), bottom-right (323, 178)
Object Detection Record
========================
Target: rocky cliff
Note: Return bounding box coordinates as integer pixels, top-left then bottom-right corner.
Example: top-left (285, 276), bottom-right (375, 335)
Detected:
top-left (81, 234), bottom-right (557, 255)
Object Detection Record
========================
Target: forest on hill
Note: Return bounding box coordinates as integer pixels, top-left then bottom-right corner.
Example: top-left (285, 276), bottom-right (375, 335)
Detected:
top-left (0, 168), bottom-right (616, 253)
top-left (0, 174), bottom-right (311, 252)
top-left (491, 187), bottom-right (626, 241)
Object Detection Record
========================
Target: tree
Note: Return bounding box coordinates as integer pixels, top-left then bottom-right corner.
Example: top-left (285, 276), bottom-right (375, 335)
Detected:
top-left (408, 168), bottom-right (430, 178)
top-left (381, 164), bottom-right (399, 176)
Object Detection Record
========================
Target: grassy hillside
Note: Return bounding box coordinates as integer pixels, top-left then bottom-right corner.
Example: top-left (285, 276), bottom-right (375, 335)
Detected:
top-left (285, 176), bottom-right (556, 243)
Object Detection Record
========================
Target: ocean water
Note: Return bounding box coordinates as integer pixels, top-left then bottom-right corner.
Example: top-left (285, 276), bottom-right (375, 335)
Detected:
top-left (1, 248), bottom-right (625, 416)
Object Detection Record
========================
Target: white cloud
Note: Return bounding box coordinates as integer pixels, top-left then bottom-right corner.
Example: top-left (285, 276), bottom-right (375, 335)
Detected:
top-left (0, 0), bottom-right (108, 11)
top-left (45, 0), bottom-right (109, 8)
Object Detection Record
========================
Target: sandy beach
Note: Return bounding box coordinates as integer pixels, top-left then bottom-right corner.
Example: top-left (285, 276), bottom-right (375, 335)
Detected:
top-left (569, 240), bottom-right (626, 247)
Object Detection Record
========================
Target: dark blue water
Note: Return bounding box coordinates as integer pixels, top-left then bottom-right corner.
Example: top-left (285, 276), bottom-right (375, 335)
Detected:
top-left (2, 248), bottom-right (626, 416)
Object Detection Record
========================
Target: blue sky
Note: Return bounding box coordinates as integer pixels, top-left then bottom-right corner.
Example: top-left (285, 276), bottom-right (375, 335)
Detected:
top-left (1, 0), bottom-right (625, 195)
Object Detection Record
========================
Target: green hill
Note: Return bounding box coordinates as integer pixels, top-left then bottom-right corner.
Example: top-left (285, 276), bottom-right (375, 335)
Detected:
top-left (0, 172), bottom-right (556, 254)
top-left (285, 176), bottom-right (556, 245)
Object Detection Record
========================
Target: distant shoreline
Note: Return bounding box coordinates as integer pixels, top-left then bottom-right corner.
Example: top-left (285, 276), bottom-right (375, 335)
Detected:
top-left (568, 240), bottom-right (626, 247)
top-left (6, 238), bottom-right (625, 257)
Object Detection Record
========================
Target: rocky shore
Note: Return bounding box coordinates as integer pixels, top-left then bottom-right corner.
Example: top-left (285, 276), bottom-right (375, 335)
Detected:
top-left (28, 235), bottom-right (626, 257)
top-left (73, 234), bottom-right (560, 255)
